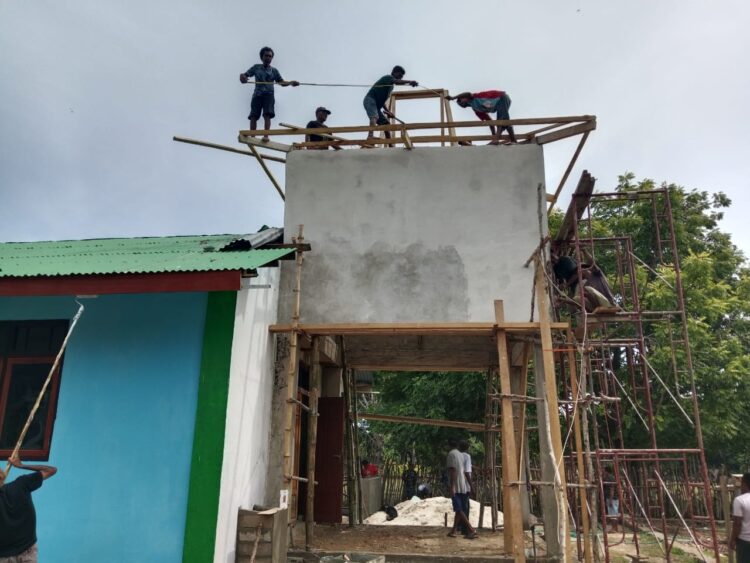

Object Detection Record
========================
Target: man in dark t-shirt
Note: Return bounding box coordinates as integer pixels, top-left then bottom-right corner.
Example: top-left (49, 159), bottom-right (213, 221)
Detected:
top-left (0, 454), bottom-right (57, 562)
top-left (362, 66), bottom-right (418, 142)
top-left (305, 107), bottom-right (341, 150)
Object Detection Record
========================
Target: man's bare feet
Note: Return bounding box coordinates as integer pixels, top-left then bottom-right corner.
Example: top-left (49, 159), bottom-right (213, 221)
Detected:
top-left (261, 136), bottom-right (270, 142)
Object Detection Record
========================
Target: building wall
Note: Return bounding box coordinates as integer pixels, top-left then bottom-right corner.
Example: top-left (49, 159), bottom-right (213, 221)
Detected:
top-left (213, 269), bottom-right (280, 563)
top-left (0, 293), bottom-right (207, 563)
top-left (281, 145), bottom-right (547, 324)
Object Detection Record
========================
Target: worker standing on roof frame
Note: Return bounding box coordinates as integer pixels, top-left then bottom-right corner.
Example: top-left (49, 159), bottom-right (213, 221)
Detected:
top-left (362, 66), bottom-right (418, 144)
top-left (448, 90), bottom-right (518, 144)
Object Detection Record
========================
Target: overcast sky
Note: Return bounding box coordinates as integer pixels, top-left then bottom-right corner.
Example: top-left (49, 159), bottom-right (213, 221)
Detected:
top-left (2, 0), bottom-right (748, 254)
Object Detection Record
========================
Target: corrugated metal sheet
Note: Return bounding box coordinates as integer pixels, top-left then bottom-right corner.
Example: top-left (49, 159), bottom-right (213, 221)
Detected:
top-left (0, 230), bottom-right (294, 277)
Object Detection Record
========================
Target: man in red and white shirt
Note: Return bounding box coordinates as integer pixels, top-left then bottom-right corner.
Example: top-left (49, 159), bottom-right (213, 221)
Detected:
top-left (448, 90), bottom-right (517, 144)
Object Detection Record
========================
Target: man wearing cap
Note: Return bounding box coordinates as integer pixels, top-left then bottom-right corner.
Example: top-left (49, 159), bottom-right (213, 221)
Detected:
top-left (305, 107), bottom-right (341, 150)
top-left (0, 453), bottom-right (57, 563)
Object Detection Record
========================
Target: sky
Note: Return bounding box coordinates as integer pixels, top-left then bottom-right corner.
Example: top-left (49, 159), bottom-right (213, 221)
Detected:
top-left (1, 0), bottom-right (749, 254)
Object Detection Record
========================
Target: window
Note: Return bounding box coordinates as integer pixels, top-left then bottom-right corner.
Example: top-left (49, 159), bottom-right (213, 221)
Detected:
top-left (0, 320), bottom-right (68, 460)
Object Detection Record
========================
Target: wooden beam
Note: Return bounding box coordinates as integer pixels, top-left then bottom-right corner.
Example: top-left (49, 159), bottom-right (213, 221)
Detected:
top-left (238, 134), bottom-right (293, 153)
top-left (240, 116), bottom-right (596, 137)
top-left (295, 133), bottom-right (527, 149)
top-left (534, 261), bottom-right (571, 559)
top-left (172, 135), bottom-right (286, 163)
top-left (247, 144), bottom-right (285, 201)
top-left (347, 363), bottom-right (491, 372)
top-left (548, 130), bottom-right (591, 209)
top-left (390, 89), bottom-right (448, 100)
top-left (269, 321), bottom-right (569, 336)
top-left (305, 338), bottom-right (322, 549)
top-left (495, 301), bottom-right (526, 563)
top-left (279, 122), bottom-right (349, 142)
top-left (359, 412), bottom-right (485, 431)
top-left (535, 120), bottom-right (596, 145)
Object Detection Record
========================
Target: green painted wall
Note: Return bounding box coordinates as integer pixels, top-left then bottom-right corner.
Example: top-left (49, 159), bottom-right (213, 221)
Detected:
top-left (182, 291), bottom-right (237, 563)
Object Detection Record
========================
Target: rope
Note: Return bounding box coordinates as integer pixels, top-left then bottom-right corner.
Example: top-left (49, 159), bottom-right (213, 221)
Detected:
top-left (2, 302), bottom-right (85, 476)
top-left (242, 81), bottom-right (445, 97)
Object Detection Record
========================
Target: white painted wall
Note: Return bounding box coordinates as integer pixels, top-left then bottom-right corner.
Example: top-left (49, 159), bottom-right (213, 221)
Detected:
top-left (213, 268), bottom-right (280, 563)
top-left (281, 145), bottom-right (547, 324)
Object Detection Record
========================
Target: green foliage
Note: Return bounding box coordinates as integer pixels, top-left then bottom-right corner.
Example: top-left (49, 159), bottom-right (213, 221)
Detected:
top-left (362, 371), bottom-right (486, 467)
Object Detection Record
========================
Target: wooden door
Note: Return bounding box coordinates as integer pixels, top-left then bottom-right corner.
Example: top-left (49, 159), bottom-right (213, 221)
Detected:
top-left (313, 397), bottom-right (344, 523)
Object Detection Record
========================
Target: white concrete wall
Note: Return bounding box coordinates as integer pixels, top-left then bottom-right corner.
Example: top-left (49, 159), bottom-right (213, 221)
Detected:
top-left (213, 268), bottom-right (280, 563)
top-left (281, 145), bottom-right (546, 323)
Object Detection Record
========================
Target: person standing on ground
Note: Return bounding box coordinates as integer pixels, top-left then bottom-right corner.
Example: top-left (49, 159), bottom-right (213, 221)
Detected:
top-left (447, 90), bottom-right (518, 144)
top-left (730, 473), bottom-right (750, 562)
top-left (402, 461), bottom-right (418, 500)
top-left (0, 454), bottom-right (57, 563)
top-left (239, 46), bottom-right (299, 141)
top-left (305, 107), bottom-right (341, 150)
top-left (459, 439), bottom-right (474, 534)
top-left (446, 438), bottom-right (477, 539)
top-left (362, 66), bottom-right (418, 143)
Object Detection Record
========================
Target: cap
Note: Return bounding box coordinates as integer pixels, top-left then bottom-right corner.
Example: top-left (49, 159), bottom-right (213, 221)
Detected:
top-left (315, 106), bottom-right (332, 115)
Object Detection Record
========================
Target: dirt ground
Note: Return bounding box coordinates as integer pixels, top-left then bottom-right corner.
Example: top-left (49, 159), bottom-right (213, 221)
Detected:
top-left (301, 524), bottom-right (545, 559)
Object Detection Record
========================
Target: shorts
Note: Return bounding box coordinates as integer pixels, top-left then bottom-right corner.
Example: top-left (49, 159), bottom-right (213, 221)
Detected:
top-left (0, 544), bottom-right (38, 563)
top-left (363, 96), bottom-right (388, 125)
top-left (451, 493), bottom-right (465, 513)
top-left (606, 498), bottom-right (619, 516)
top-left (495, 93), bottom-right (512, 121)
top-left (737, 538), bottom-right (750, 563)
top-left (249, 92), bottom-right (275, 120)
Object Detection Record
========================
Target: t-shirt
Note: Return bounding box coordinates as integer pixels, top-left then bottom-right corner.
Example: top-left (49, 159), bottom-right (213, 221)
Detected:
top-left (446, 449), bottom-right (468, 494)
top-left (462, 452), bottom-right (472, 474)
top-left (244, 64), bottom-right (283, 96)
top-left (733, 492), bottom-right (750, 542)
top-left (553, 256), bottom-right (578, 285)
top-left (0, 472), bottom-right (43, 557)
top-left (470, 90), bottom-right (507, 119)
top-left (365, 75), bottom-right (395, 108)
top-left (306, 120), bottom-right (329, 144)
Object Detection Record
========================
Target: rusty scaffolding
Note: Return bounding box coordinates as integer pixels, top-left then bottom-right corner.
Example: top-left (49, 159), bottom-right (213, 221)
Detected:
top-left (551, 172), bottom-right (720, 562)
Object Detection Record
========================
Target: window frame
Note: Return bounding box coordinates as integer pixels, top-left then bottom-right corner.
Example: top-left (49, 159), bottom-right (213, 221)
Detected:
top-left (0, 356), bottom-right (62, 461)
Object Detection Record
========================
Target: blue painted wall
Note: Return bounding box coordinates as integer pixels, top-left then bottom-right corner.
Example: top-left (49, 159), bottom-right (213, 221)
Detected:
top-left (0, 293), bottom-right (208, 563)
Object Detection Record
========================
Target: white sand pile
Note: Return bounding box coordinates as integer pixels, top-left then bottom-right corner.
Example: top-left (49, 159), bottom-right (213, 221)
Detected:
top-left (364, 497), bottom-right (503, 529)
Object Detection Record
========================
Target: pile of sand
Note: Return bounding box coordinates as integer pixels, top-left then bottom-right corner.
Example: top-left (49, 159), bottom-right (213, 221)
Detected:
top-left (364, 497), bottom-right (503, 529)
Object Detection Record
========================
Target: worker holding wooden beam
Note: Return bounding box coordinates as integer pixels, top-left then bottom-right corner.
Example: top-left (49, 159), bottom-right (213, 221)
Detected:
top-left (363, 66), bottom-right (418, 143)
top-left (448, 90), bottom-right (518, 144)
top-left (239, 46), bottom-right (299, 141)
top-left (306, 107), bottom-right (341, 150)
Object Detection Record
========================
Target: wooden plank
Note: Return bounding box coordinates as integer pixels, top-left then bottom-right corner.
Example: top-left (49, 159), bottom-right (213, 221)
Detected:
top-left (390, 89), bottom-right (449, 100)
top-left (534, 261), bottom-right (571, 559)
top-left (238, 134), bottom-right (293, 153)
top-left (240, 116), bottom-right (596, 137)
top-left (172, 136), bottom-right (286, 163)
top-left (268, 322), bottom-right (569, 336)
top-left (247, 144), bottom-right (285, 201)
top-left (279, 122), bottom-right (348, 142)
top-left (359, 412), bottom-right (486, 431)
top-left (535, 120), bottom-right (596, 145)
top-left (495, 301), bottom-right (526, 563)
top-left (554, 170), bottom-right (596, 243)
top-left (295, 132), bottom-right (528, 149)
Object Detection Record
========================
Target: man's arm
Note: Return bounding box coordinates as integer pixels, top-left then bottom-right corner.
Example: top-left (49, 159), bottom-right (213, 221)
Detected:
top-left (464, 471), bottom-right (473, 494)
top-left (9, 454), bottom-right (57, 480)
top-left (730, 515), bottom-right (742, 550)
top-left (393, 79), bottom-right (418, 87)
top-left (448, 466), bottom-right (457, 496)
top-left (278, 80), bottom-right (300, 87)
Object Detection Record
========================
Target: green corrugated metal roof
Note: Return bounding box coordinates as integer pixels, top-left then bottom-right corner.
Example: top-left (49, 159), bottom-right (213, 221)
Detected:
top-left (0, 233), bottom-right (295, 277)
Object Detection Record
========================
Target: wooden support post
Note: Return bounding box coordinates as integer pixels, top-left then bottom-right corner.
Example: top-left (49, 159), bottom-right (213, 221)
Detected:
top-left (483, 369), bottom-right (497, 530)
top-left (305, 338), bottom-right (322, 550)
top-left (247, 144), bottom-right (285, 201)
top-left (534, 260), bottom-right (571, 561)
top-left (282, 226), bottom-right (305, 532)
top-left (568, 337), bottom-right (593, 563)
top-left (511, 343), bottom-right (533, 529)
top-left (342, 366), bottom-right (358, 526)
top-left (495, 301), bottom-right (526, 562)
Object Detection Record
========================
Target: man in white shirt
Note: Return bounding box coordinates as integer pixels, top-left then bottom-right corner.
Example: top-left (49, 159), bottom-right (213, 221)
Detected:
top-left (446, 438), bottom-right (477, 539)
top-left (459, 439), bottom-right (474, 535)
top-left (730, 473), bottom-right (750, 562)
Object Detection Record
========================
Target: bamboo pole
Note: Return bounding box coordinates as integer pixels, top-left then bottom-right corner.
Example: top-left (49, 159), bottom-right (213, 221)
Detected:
top-left (305, 338), bottom-right (322, 549)
top-left (342, 366), bottom-right (358, 526)
top-left (4, 303), bottom-right (84, 476)
top-left (247, 144), bottom-right (285, 201)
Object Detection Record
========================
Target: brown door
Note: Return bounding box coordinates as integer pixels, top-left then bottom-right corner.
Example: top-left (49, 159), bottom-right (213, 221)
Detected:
top-left (314, 397), bottom-right (344, 523)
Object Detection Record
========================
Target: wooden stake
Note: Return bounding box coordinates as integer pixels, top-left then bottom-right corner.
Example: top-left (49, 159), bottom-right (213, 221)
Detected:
top-left (305, 337), bottom-right (322, 550)
top-left (247, 144), bottom-right (285, 201)
top-left (495, 301), bottom-right (526, 563)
